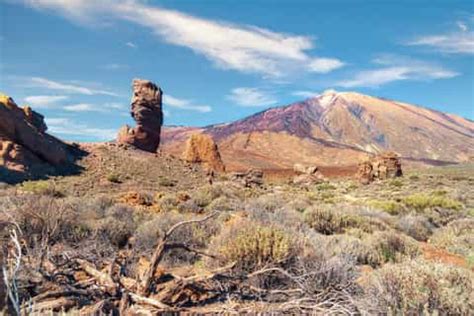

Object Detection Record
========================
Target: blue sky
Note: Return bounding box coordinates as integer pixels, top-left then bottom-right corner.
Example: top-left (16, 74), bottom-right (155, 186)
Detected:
top-left (1, 0), bottom-right (473, 142)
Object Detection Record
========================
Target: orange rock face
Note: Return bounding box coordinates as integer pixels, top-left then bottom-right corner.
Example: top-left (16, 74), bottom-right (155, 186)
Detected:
top-left (0, 94), bottom-right (74, 182)
top-left (117, 79), bottom-right (163, 152)
top-left (182, 133), bottom-right (225, 173)
top-left (357, 151), bottom-right (402, 184)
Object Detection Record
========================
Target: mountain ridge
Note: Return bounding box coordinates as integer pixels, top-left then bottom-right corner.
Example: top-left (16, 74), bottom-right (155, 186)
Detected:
top-left (161, 91), bottom-right (474, 171)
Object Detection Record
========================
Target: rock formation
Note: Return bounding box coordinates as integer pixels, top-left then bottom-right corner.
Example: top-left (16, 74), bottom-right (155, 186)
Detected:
top-left (0, 94), bottom-right (76, 182)
top-left (182, 133), bottom-right (225, 172)
top-left (117, 79), bottom-right (163, 152)
top-left (230, 169), bottom-right (264, 188)
top-left (357, 151), bottom-right (402, 184)
top-left (292, 163), bottom-right (325, 185)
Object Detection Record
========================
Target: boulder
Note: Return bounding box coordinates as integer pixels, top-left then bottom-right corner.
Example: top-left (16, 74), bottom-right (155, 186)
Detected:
top-left (230, 168), bottom-right (264, 188)
top-left (0, 95), bottom-right (69, 164)
top-left (117, 79), bottom-right (163, 152)
top-left (182, 133), bottom-right (225, 172)
top-left (0, 94), bottom-right (79, 182)
top-left (357, 151), bottom-right (402, 184)
top-left (292, 163), bottom-right (325, 185)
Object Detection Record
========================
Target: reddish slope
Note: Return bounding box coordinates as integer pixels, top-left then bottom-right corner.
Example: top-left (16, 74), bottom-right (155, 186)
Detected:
top-left (161, 91), bottom-right (474, 171)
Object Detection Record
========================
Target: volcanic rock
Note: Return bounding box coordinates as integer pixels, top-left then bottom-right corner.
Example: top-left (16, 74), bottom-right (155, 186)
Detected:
top-left (182, 133), bottom-right (225, 172)
top-left (0, 94), bottom-right (82, 183)
top-left (117, 79), bottom-right (163, 152)
top-left (357, 151), bottom-right (402, 184)
top-left (292, 163), bottom-right (325, 185)
top-left (230, 168), bottom-right (264, 188)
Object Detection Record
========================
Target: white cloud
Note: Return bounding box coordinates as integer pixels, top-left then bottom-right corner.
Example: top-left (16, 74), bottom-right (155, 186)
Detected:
top-left (45, 117), bottom-right (116, 141)
top-left (291, 91), bottom-right (320, 99)
top-left (309, 58), bottom-right (345, 73)
top-left (163, 95), bottom-right (211, 113)
top-left (19, 0), bottom-right (344, 77)
top-left (101, 63), bottom-right (129, 70)
top-left (64, 102), bottom-right (126, 112)
top-left (126, 41), bottom-right (137, 48)
top-left (24, 95), bottom-right (68, 108)
top-left (28, 77), bottom-right (119, 96)
top-left (227, 87), bottom-right (277, 107)
top-left (63, 103), bottom-right (96, 112)
top-left (407, 20), bottom-right (473, 54)
top-left (337, 55), bottom-right (459, 88)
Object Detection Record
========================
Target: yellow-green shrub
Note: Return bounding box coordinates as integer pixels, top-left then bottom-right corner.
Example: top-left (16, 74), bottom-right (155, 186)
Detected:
top-left (210, 220), bottom-right (296, 272)
top-left (402, 193), bottom-right (463, 211)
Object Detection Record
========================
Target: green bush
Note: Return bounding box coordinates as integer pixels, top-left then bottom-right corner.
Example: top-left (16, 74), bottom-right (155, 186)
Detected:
top-left (304, 207), bottom-right (388, 235)
top-left (209, 219), bottom-right (297, 273)
top-left (402, 193), bottom-right (463, 211)
top-left (107, 173), bottom-right (121, 183)
top-left (20, 180), bottom-right (64, 197)
top-left (367, 199), bottom-right (403, 215)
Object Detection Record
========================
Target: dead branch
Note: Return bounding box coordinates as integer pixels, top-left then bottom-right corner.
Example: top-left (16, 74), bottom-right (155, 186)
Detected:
top-left (139, 211), bottom-right (218, 296)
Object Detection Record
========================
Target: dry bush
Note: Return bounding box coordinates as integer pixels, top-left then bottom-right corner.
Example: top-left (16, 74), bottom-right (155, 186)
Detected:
top-left (430, 218), bottom-right (474, 258)
top-left (245, 193), bottom-right (288, 214)
top-left (361, 260), bottom-right (474, 314)
top-left (208, 218), bottom-right (299, 273)
top-left (7, 195), bottom-right (77, 244)
top-left (320, 230), bottom-right (420, 267)
top-left (397, 215), bottom-right (435, 241)
top-left (303, 206), bottom-right (388, 235)
top-left (363, 231), bottom-right (420, 266)
top-left (134, 212), bottom-right (220, 265)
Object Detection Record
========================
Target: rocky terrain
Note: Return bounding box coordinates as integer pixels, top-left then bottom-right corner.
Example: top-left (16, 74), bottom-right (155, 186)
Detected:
top-left (0, 94), bottom-right (83, 184)
top-left (162, 90), bottom-right (474, 171)
top-left (0, 82), bottom-right (473, 314)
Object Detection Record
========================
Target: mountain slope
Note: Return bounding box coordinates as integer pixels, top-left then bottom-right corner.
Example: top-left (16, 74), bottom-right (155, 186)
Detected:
top-left (161, 91), bottom-right (474, 171)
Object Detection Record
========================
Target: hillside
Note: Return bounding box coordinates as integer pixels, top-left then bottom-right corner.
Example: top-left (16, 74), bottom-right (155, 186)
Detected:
top-left (161, 91), bottom-right (474, 170)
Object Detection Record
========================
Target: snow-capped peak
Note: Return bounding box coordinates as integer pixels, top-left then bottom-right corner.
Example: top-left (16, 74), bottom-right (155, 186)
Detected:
top-left (317, 89), bottom-right (339, 108)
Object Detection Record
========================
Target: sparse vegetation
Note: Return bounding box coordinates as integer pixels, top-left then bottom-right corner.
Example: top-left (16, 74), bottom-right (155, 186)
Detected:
top-left (1, 147), bottom-right (472, 314)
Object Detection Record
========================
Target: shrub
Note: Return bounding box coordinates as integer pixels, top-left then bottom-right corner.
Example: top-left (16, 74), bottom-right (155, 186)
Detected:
top-left (397, 215), bottom-right (434, 241)
top-left (191, 185), bottom-right (223, 208)
top-left (209, 219), bottom-right (297, 273)
top-left (303, 206), bottom-right (388, 235)
top-left (107, 173), bottom-right (121, 183)
top-left (20, 180), bottom-right (64, 197)
top-left (388, 179), bottom-right (403, 188)
top-left (316, 182), bottom-right (336, 191)
top-left (158, 176), bottom-right (176, 187)
top-left (323, 231), bottom-right (420, 267)
top-left (367, 199), bottom-right (403, 215)
top-left (135, 212), bottom-right (219, 265)
top-left (430, 218), bottom-right (474, 258)
top-left (364, 231), bottom-right (420, 266)
top-left (361, 260), bottom-right (474, 315)
top-left (402, 193), bottom-right (463, 211)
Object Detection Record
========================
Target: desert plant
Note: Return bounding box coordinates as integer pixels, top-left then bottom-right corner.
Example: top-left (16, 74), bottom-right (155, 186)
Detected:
top-left (209, 218), bottom-right (297, 273)
top-left (397, 215), bottom-right (435, 241)
top-left (367, 199), bottom-right (403, 215)
top-left (20, 180), bottom-right (64, 197)
top-left (430, 218), bottom-right (474, 258)
top-left (402, 193), bottom-right (463, 211)
top-left (361, 260), bottom-right (474, 314)
top-left (107, 173), bottom-right (121, 183)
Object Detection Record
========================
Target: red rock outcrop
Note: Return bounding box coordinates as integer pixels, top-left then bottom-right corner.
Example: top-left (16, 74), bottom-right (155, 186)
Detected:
top-left (356, 151), bottom-right (402, 184)
top-left (117, 79), bottom-right (163, 152)
top-left (292, 163), bottom-right (325, 185)
top-left (0, 95), bottom-right (69, 171)
top-left (182, 133), bottom-right (225, 172)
